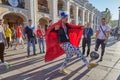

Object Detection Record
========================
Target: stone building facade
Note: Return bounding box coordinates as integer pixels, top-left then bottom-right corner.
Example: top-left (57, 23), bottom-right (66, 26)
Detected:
top-left (0, 0), bottom-right (101, 30)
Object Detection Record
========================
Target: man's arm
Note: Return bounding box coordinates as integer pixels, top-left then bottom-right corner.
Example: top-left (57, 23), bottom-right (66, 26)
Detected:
top-left (104, 30), bottom-right (110, 43)
top-left (104, 26), bottom-right (111, 43)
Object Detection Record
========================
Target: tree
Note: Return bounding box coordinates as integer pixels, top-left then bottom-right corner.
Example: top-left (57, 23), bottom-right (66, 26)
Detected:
top-left (103, 8), bottom-right (116, 27)
top-left (104, 8), bottom-right (111, 23)
top-left (109, 20), bottom-right (117, 27)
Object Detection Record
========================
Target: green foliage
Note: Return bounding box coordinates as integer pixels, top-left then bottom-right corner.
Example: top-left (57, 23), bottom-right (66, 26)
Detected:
top-left (103, 9), bottom-right (117, 27)
top-left (103, 10), bottom-right (111, 23)
top-left (109, 20), bottom-right (117, 27)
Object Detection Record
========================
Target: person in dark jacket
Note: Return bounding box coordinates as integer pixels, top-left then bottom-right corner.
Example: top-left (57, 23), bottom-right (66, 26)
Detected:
top-left (82, 23), bottom-right (93, 57)
top-left (25, 19), bottom-right (36, 57)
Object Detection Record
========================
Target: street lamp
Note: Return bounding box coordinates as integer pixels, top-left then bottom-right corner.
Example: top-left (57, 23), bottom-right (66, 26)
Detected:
top-left (118, 7), bottom-right (120, 27)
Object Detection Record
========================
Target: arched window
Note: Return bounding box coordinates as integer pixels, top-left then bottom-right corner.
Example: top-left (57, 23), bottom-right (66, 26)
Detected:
top-left (78, 9), bottom-right (82, 21)
top-left (58, 0), bottom-right (65, 14)
top-left (38, 0), bottom-right (49, 13)
top-left (1, 0), bottom-right (9, 5)
top-left (70, 5), bottom-right (75, 19)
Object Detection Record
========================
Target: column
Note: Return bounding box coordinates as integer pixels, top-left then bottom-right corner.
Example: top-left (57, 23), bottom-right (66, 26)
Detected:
top-left (91, 13), bottom-right (94, 28)
top-left (51, 0), bottom-right (58, 23)
top-left (24, 0), bottom-right (29, 10)
top-left (0, 0), bottom-right (2, 3)
top-left (47, 0), bottom-right (52, 15)
top-left (94, 16), bottom-right (97, 30)
top-left (35, 0), bottom-right (39, 12)
top-left (29, 0), bottom-right (37, 26)
top-left (87, 11), bottom-right (90, 23)
top-left (96, 16), bottom-right (98, 26)
top-left (66, 0), bottom-right (70, 22)
top-left (75, 6), bottom-right (79, 25)
top-left (82, 9), bottom-right (85, 25)
top-left (34, 0), bottom-right (38, 26)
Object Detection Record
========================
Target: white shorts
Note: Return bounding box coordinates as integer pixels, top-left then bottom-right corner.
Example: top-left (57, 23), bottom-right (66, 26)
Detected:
top-left (17, 38), bottom-right (23, 43)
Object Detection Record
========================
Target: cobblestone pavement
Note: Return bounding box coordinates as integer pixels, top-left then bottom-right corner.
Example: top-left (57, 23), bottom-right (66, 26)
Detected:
top-left (0, 37), bottom-right (120, 80)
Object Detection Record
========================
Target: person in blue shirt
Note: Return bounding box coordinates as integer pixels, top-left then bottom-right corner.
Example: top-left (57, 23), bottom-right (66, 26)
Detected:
top-left (25, 19), bottom-right (36, 57)
top-left (82, 23), bottom-right (93, 57)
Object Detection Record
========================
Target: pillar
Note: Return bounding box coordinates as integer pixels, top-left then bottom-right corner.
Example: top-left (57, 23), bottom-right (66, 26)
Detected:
top-left (29, 0), bottom-right (37, 26)
top-left (66, 0), bottom-right (70, 22)
top-left (75, 6), bottom-right (79, 25)
top-left (82, 9), bottom-right (85, 25)
top-left (51, 0), bottom-right (58, 23)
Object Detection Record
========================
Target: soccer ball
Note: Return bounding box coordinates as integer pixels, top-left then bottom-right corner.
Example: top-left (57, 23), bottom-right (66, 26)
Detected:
top-left (90, 51), bottom-right (99, 60)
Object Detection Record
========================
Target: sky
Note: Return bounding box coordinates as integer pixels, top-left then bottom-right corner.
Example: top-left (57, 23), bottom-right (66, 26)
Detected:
top-left (88, 0), bottom-right (120, 20)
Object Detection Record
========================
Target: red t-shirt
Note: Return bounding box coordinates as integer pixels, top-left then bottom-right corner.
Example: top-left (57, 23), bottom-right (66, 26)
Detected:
top-left (36, 29), bottom-right (44, 38)
top-left (16, 27), bottom-right (22, 38)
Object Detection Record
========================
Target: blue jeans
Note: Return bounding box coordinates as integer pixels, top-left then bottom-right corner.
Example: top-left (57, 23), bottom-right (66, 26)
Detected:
top-left (27, 38), bottom-right (36, 56)
top-left (38, 38), bottom-right (45, 53)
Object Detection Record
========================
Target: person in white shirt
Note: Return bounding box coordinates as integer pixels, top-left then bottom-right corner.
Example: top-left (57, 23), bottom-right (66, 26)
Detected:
top-left (0, 19), bottom-right (9, 66)
top-left (95, 18), bottom-right (111, 61)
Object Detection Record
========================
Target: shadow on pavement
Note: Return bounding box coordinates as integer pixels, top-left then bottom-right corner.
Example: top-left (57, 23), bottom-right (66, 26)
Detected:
top-left (1, 57), bottom-right (84, 80)
top-left (4, 51), bottom-right (26, 57)
top-left (73, 69), bottom-right (90, 80)
top-left (0, 55), bottom-right (64, 75)
top-left (61, 64), bottom-right (86, 80)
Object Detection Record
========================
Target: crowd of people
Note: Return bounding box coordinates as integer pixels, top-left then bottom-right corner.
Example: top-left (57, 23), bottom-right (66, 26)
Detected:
top-left (111, 27), bottom-right (120, 40)
top-left (0, 19), bottom-right (49, 65)
top-left (45, 11), bottom-right (111, 74)
top-left (0, 11), bottom-right (111, 74)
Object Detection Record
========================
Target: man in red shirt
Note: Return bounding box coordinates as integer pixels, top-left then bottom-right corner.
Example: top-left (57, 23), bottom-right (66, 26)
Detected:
top-left (36, 25), bottom-right (45, 53)
top-left (14, 25), bottom-right (25, 50)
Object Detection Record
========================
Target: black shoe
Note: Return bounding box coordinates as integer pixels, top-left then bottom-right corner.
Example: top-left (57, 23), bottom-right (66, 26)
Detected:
top-left (34, 54), bottom-right (37, 56)
top-left (99, 57), bottom-right (103, 61)
top-left (86, 54), bottom-right (89, 57)
top-left (27, 55), bottom-right (30, 58)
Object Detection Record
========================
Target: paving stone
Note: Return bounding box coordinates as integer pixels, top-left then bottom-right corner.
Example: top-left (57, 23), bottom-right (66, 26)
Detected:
top-left (104, 69), bottom-right (120, 80)
top-left (87, 66), bottom-right (111, 80)
top-left (103, 56), bottom-right (120, 62)
top-left (0, 38), bottom-right (120, 80)
top-left (114, 59), bottom-right (120, 70)
top-left (98, 60), bottom-right (116, 68)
